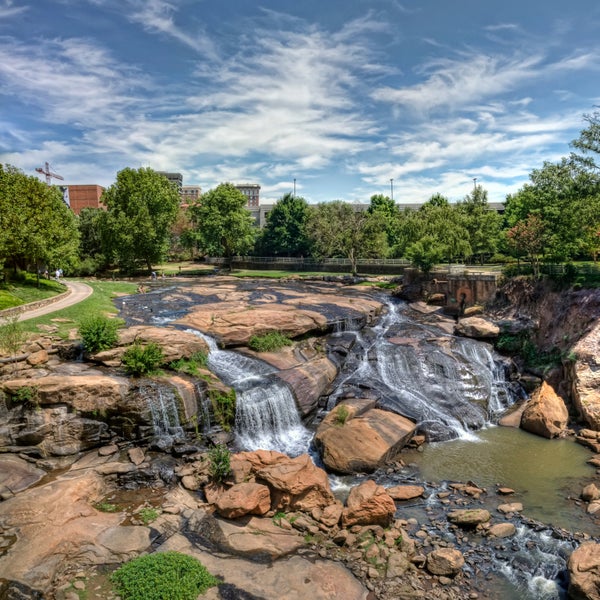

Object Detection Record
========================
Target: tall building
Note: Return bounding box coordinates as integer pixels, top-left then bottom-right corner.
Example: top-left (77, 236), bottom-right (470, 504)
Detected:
top-left (157, 171), bottom-right (183, 192)
top-left (235, 183), bottom-right (260, 207)
top-left (66, 185), bottom-right (105, 215)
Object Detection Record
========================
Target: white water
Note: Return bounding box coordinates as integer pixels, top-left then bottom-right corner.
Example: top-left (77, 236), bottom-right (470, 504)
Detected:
top-left (327, 300), bottom-right (515, 441)
top-left (140, 383), bottom-right (184, 438)
top-left (188, 329), bottom-right (312, 456)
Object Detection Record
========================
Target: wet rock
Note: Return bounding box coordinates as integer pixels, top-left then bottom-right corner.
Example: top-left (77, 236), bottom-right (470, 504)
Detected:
top-left (386, 485), bottom-right (425, 501)
top-left (342, 480), bottom-right (396, 528)
top-left (520, 381), bottom-right (568, 439)
top-left (128, 447), bottom-right (145, 465)
top-left (487, 523), bottom-right (516, 538)
top-left (447, 509), bottom-right (491, 528)
top-left (568, 541), bottom-right (600, 600)
top-left (582, 484), bottom-right (600, 502)
top-left (314, 400), bottom-right (416, 474)
top-left (426, 548), bottom-right (465, 576)
top-left (497, 502), bottom-right (523, 514)
top-left (0, 455), bottom-right (46, 497)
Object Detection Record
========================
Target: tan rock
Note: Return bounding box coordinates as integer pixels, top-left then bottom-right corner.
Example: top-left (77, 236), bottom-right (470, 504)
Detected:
top-left (447, 508), bottom-right (491, 527)
top-left (582, 484), bottom-right (600, 502)
top-left (570, 321), bottom-right (600, 431)
top-left (520, 381), bottom-right (569, 439)
top-left (568, 541), bottom-right (600, 600)
top-left (488, 523), bottom-right (516, 538)
top-left (497, 502), bottom-right (523, 514)
top-left (454, 317), bottom-right (499, 339)
top-left (128, 447), bottom-right (145, 466)
top-left (426, 548), bottom-right (465, 576)
top-left (314, 400), bottom-right (416, 474)
top-left (256, 453), bottom-right (335, 512)
top-left (342, 480), bottom-right (396, 528)
top-left (215, 482), bottom-right (271, 519)
top-left (27, 349), bottom-right (49, 366)
top-left (386, 485), bottom-right (425, 501)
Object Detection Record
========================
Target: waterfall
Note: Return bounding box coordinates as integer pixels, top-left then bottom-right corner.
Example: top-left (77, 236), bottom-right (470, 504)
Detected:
top-left (139, 383), bottom-right (184, 439)
top-left (326, 300), bottom-right (516, 441)
top-left (187, 329), bottom-right (311, 456)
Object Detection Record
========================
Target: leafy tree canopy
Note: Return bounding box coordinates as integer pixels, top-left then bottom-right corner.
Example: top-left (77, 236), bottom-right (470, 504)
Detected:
top-left (100, 167), bottom-right (180, 273)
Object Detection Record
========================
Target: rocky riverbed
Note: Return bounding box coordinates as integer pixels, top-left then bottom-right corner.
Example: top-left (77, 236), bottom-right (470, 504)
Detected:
top-left (1, 276), bottom-right (600, 599)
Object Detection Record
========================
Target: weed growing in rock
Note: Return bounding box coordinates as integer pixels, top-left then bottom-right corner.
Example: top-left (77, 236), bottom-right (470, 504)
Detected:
top-left (209, 389), bottom-right (236, 431)
top-left (208, 444), bottom-right (231, 482)
top-left (0, 315), bottom-right (26, 368)
top-left (248, 331), bottom-right (292, 352)
top-left (138, 507), bottom-right (159, 525)
top-left (110, 551), bottom-right (219, 600)
top-left (12, 385), bottom-right (39, 410)
top-left (94, 501), bottom-right (119, 513)
top-left (334, 405), bottom-right (350, 426)
top-left (78, 315), bottom-right (122, 353)
top-left (122, 342), bottom-right (164, 376)
top-left (169, 351), bottom-right (208, 376)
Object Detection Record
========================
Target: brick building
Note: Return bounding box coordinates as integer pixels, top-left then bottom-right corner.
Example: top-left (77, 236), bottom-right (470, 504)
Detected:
top-left (66, 185), bottom-right (105, 215)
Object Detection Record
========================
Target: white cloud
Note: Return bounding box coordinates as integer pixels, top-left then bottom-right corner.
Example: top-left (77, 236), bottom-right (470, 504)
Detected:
top-left (0, 0), bottom-right (27, 19)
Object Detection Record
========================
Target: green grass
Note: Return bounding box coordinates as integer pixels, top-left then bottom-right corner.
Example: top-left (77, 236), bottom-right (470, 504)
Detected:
top-left (248, 331), bottom-right (293, 352)
top-left (0, 274), bottom-right (65, 310)
top-left (20, 279), bottom-right (137, 338)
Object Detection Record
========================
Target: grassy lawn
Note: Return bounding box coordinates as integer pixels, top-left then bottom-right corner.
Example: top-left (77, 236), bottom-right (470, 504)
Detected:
top-left (0, 275), bottom-right (65, 311)
top-left (20, 280), bottom-right (138, 339)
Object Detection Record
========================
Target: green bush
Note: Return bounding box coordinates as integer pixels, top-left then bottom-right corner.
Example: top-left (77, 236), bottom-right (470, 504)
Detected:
top-left (78, 315), bottom-right (121, 353)
top-left (248, 331), bottom-right (292, 352)
top-left (209, 389), bottom-right (236, 431)
top-left (169, 351), bottom-right (208, 376)
top-left (208, 444), bottom-right (231, 482)
top-left (122, 342), bottom-right (164, 376)
top-left (110, 551), bottom-right (219, 600)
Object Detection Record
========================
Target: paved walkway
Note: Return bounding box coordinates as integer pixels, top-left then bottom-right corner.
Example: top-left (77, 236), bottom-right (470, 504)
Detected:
top-left (6, 280), bottom-right (94, 322)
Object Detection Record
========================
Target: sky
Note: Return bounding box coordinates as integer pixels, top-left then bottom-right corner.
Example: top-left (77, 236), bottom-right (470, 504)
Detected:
top-left (1, 0), bottom-right (599, 205)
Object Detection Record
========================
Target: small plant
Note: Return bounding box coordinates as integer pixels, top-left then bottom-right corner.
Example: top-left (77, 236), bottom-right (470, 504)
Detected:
top-left (272, 511), bottom-right (287, 526)
top-left (138, 507), bottom-right (159, 525)
top-left (95, 501), bottom-right (119, 513)
top-left (78, 315), bottom-right (122, 353)
top-left (110, 551), bottom-right (219, 600)
top-left (208, 443), bottom-right (231, 482)
top-left (209, 389), bottom-right (236, 431)
top-left (122, 342), bottom-right (164, 376)
top-left (12, 385), bottom-right (39, 410)
top-left (248, 331), bottom-right (293, 352)
top-left (169, 351), bottom-right (208, 376)
top-left (0, 315), bottom-right (26, 369)
top-left (334, 404), bottom-right (350, 426)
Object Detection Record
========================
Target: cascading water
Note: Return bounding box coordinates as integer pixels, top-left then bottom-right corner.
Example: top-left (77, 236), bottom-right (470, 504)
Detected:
top-left (187, 330), bottom-right (312, 456)
top-left (139, 383), bottom-right (184, 440)
top-left (326, 299), bottom-right (517, 440)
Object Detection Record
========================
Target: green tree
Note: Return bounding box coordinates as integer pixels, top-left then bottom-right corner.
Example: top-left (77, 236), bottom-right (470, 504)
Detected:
top-left (306, 201), bottom-right (387, 275)
top-left (457, 186), bottom-right (501, 264)
top-left (169, 207), bottom-right (197, 260)
top-left (255, 192), bottom-right (311, 256)
top-left (77, 207), bottom-right (108, 273)
top-left (506, 214), bottom-right (546, 277)
top-left (406, 235), bottom-right (444, 274)
top-left (189, 183), bottom-right (256, 270)
top-left (0, 164), bottom-right (79, 280)
top-left (367, 194), bottom-right (401, 253)
top-left (100, 167), bottom-right (180, 273)
top-left (571, 110), bottom-right (600, 171)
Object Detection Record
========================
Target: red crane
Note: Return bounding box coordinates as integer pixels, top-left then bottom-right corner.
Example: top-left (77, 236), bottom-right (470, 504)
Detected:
top-left (35, 161), bottom-right (64, 185)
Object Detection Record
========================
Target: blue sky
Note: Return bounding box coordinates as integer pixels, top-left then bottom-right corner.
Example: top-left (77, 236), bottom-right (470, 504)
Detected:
top-left (1, 0), bottom-right (599, 205)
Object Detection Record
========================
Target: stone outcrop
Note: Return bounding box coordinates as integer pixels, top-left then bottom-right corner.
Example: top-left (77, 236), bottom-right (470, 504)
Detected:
top-left (568, 541), bottom-right (600, 600)
top-left (569, 320), bottom-right (600, 431)
top-left (341, 480), bottom-right (396, 527)
top-left (520, 381), bottom-right (569, 439)
top-left (314, 400), bottom-right (416, 473)
top-left (454, 316), bottom-right (500, 339)
top-left (92, 325), bottom-right (209, 366)
top-left (215, 482), bottom-right (271, 519)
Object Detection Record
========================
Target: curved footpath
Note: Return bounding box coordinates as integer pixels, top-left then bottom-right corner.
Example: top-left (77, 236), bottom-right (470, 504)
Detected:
top-left (0, 280), bottom-right (93, 323)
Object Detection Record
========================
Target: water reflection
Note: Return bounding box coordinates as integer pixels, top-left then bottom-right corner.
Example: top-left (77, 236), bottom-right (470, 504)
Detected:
top-left (406, 426), bottom-right (598, 532)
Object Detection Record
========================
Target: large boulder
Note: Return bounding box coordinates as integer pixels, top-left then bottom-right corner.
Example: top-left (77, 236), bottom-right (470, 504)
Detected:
top-left (520, 381), bottom-right (569, 439)
top-left (256, 453), bottom-right (336, 512)
top-left (426, 548), bottom-right (465, 576)
top-left (454, 317), bottom-right (499, 339)
top-left (568, 542), bottom-right (600, 600)
top-left (215, 482), bottom-right (271, 519)
top-left (341, 479), bottom-right (396, 528)
top-left (314, 400), bottom-right (416, 473)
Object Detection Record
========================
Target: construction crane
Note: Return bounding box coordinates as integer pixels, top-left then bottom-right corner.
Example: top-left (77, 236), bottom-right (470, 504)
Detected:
top-left (35, 161), bottom-right (64, 185)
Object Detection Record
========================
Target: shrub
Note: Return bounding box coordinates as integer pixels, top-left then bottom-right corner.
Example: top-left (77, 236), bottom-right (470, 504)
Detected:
top-left (122, 342), bottom-right (164, 376)
top-left (138, 507), bottom-right (159, 525)
top-left (110, 551), bottom-right (219, 600)
top-left (12, 385), bottom-right (39, 410)
top-left (79, 315), bottom-right (121, 353)
top-left (248, 331), bottom-right (292, 352)
top-left (334, 404), bottom-right (350, 426)
top-left (0, 315), bottom-right (26, 357)
top-left (208, 444), bottom-right (231, 482)
top-left (169, 351), bottom-right (208, 376)
top-left (209, 389), bottom-right (236, 431)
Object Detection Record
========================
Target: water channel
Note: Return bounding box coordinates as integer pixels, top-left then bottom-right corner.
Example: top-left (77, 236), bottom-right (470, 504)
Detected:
top-left (118, 281), bottom-right (600, 599)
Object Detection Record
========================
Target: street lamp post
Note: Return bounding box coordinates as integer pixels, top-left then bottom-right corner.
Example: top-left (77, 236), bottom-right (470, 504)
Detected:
top-left (293, 178), bottom-right (296, 197)
top-left (473, 177), bottom-right (477, 191)
top-left (390, 178), bottom-right (394, 201)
